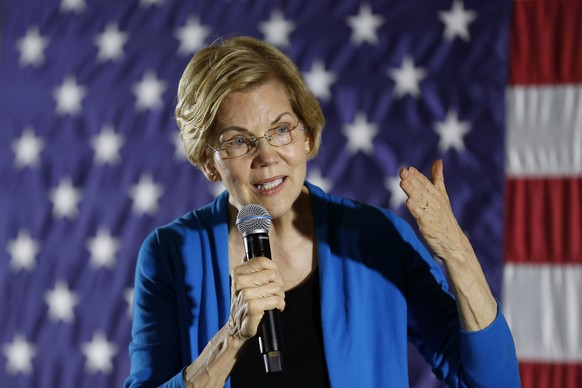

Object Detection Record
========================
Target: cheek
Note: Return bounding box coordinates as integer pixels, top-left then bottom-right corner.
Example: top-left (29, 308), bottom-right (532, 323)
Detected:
top-left (214, 156), bottom-right (233, 177)
top-left (289, 145), bottom-right (308, 165)
top-left (214, 157), bottom-right (228, 172)
top-left (215, 158), bottom-right (246, 184)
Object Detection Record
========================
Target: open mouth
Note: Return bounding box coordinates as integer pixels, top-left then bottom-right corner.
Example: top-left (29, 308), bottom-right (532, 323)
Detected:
top-left (254, 177), bottom-right (284, 191)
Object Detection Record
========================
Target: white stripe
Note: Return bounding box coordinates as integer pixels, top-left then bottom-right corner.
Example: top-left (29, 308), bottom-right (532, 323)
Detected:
top-left (506, 85), bottom-right (582, 176)
top-left (502, 263), bottom-right (582, 361)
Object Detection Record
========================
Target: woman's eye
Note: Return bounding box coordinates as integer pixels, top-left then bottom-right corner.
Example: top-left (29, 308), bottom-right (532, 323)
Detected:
top-left (227, 137), bottom-right (247, 148)
top-left (275, 125), bottom-right (290, 134)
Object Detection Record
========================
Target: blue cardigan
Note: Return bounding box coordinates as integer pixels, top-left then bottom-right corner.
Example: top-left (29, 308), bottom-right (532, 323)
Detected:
top-left (126, 182), bottom-right (520, 387)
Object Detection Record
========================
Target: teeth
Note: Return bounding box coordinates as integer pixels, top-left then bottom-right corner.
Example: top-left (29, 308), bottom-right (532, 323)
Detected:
top-left (256, 178), bottom-right (283, 191)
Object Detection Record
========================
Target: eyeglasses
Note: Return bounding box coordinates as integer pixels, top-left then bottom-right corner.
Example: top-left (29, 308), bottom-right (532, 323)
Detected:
top-left (208, 119), bottom-right (304, 159)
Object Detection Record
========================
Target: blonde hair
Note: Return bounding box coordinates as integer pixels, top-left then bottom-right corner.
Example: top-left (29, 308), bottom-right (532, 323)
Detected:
top-left (175, 36), bottom-right (325, 168)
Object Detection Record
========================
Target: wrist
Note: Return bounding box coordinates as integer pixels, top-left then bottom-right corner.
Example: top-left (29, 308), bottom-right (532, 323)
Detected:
top-left (439, 233), bottom-right (475, 265)
top-left (222, 320), bottom-right (248, 352)
top-left (225, 331), bottom-right (247, 352)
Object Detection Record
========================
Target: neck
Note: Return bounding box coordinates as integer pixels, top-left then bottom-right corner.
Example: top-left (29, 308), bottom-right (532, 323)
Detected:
top-left (227, 186), bottom-right (313, 243)
top-left (271, 187), bottom-right (313, 241)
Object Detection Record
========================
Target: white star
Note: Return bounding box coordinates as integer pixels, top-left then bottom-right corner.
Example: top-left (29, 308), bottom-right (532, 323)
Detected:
top-left (53, 76), bottom-right (87, 116)
top-left (86, 228), bottom-right (119, 269)
top-left (12, 127), bottom-right (44, 168)
top-left (175, 16), bottom-right (210, 56)
top-left (49, 178), bottom-right (82, 219)
top-left (7, 230), bottom-right (40, 272)
top-left (44, 281), bottom-right (79, 323)
top-left (258, 10), bottom-right (295, 47)
top-left (2, 334), bottom-right (37, 374)
top-left (385, 173), bottom-right (408, 209)
top-left (60, 0), bottom-right (86, 13)
top-left (94, 22), bottom-right (128, 62)
top-left (388, 56), bottom-right (426, 98)
top-left (15, 27), bottom-right (49, 67)
top-left (307, 167), bottom-right (332, 192)
top-left (346, 4), bottom-right (384, 45)
top-left (171, 132), bottom-right (187, 161)
top-left (132, 71), bottom-right (167, 111)
top-left (140, 0), bottom-right (165, 6)
top-left (438, 0), bottom-right (477, 42)
top-left (434, 109), bottom-right (471, 153)
top-left (342, 113), bottom-right (379, 155)
top-left (81, 332), bottom-right (117, 373)
top-left (130, 174), bottom-right (164, 215)
top-left (124, 288), bottom-right (133, 317)
top-left (91, 124), bottom-right (124, 165)
top-left (304, 60), bottom-right (337, 102)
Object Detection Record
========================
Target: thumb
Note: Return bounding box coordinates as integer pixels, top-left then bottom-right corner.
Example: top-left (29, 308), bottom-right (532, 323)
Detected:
top-left (431, 159), bottom-right (447, 193)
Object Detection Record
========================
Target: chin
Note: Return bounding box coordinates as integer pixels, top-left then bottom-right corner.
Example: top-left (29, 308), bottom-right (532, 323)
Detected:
top-left (263, 193), bottom-right (306, 220)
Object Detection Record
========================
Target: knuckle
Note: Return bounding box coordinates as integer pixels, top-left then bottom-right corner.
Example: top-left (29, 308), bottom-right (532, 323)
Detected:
top-left (240, 288), bottom-right (252, 301)
top-left (231, 275), bottom-right (244, 290)
top-left (247, 300), bottom-right (262, 315)
top-left (265, 268), bottom-right (278, 281)
top-left (275, 282), bottom-right (285, 294)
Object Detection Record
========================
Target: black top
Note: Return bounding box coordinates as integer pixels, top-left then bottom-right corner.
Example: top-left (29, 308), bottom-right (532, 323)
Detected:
top-left (230, 269), bottom-right (330, 387)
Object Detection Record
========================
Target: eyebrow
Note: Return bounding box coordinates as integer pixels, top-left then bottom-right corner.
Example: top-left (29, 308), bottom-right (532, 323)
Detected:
top-left (219, 112), bottom-right (294, 135)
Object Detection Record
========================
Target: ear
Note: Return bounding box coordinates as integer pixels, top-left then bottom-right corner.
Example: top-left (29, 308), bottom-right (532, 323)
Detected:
top-left (303, 130), bottom-right (311, 156)
top-left (201, 160), bottom-right (220, 182)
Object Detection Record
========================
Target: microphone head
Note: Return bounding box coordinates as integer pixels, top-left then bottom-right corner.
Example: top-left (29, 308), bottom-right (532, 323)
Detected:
top-left (236, 204), bottom-right (272, 236)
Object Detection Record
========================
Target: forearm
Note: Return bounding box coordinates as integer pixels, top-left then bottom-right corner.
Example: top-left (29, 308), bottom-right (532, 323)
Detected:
top-left (183, 323), bottom-right (246, 388)
top-left (441, 235), bottom-right (497, 332)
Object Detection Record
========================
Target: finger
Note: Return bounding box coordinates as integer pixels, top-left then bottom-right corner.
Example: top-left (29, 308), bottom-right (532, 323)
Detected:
top-left (430, 159), bottom-right (447, 194)
top-left (402, 167), bottom-right (433, 190)
top-left (233, 290), bottom-right (285, 323)
top-left (232, 296), bottom-right (285, 339)
top-left (233, 256), bottom-right (278, 275)
top-left (232, 258), bottom-right (283, 290)
top-left (405, 197), bottom-right (430, 220)
top-left (232, 268), bottom-right (283, 292)
top-left (246, 294), bottom-right (286, 313)
top-left (236, 280), bottom-right (285, 302)
top-left (230, 285), bottom-right (286, 339)
top-left (400, 167), bottom-right (434, 203)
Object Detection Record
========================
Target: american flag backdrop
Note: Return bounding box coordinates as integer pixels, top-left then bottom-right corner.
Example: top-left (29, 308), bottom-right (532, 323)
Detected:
top-left (502, 0), bottom-right (582, 387)
top-left (0, 0), bottom-right (580, 387)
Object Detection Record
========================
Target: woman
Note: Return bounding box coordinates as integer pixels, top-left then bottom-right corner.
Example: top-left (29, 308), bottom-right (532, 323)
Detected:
top-left (125, 36), bottom-right (519, 387)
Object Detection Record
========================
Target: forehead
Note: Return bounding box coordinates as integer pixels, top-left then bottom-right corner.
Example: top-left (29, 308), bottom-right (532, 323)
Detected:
top-left (216, 81), bottom-right (292, 128)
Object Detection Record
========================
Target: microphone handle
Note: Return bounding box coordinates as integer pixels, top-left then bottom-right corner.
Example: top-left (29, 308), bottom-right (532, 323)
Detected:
top-left (243, 232), bottom-right (284, 373)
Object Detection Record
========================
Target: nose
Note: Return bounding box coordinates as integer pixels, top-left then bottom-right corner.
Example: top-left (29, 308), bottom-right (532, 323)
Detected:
top-left (251, 136), bottom-right (278, 167)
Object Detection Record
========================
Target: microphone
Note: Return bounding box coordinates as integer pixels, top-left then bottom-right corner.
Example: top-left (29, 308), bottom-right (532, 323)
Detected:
top-left (236, 204), bottom-right (284, 374)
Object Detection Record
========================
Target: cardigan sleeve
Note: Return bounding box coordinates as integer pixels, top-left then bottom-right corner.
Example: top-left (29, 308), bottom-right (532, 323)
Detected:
top-left (124, 229), bottom-right (186, 388)
top-left (457, 301), bottom-right (520, 387)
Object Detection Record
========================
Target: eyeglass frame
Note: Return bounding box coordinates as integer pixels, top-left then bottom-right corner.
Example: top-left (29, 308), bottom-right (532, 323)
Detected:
top-left (207, 118), bottom-right (305, 159)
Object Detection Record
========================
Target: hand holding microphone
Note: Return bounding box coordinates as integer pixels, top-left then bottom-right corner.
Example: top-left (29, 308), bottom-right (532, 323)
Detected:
top-left (232, 204), bottom-right (285, 373)
top-left (229, 257), bottom-right (285, 339)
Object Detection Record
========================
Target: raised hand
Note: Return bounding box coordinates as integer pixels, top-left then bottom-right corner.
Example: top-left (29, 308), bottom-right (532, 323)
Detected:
top-left (399, 160), bottom-right (497, 330)
top-left (399, 160), bottom-right (470, 261)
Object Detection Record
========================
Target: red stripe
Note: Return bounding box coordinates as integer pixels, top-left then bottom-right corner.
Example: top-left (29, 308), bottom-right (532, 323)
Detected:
top-left (509, 0), bottom-right (582, 85)
top-left (504, 178), bottom-right (582, 264)
top-left (519, 362), bottom-right (582, 388)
